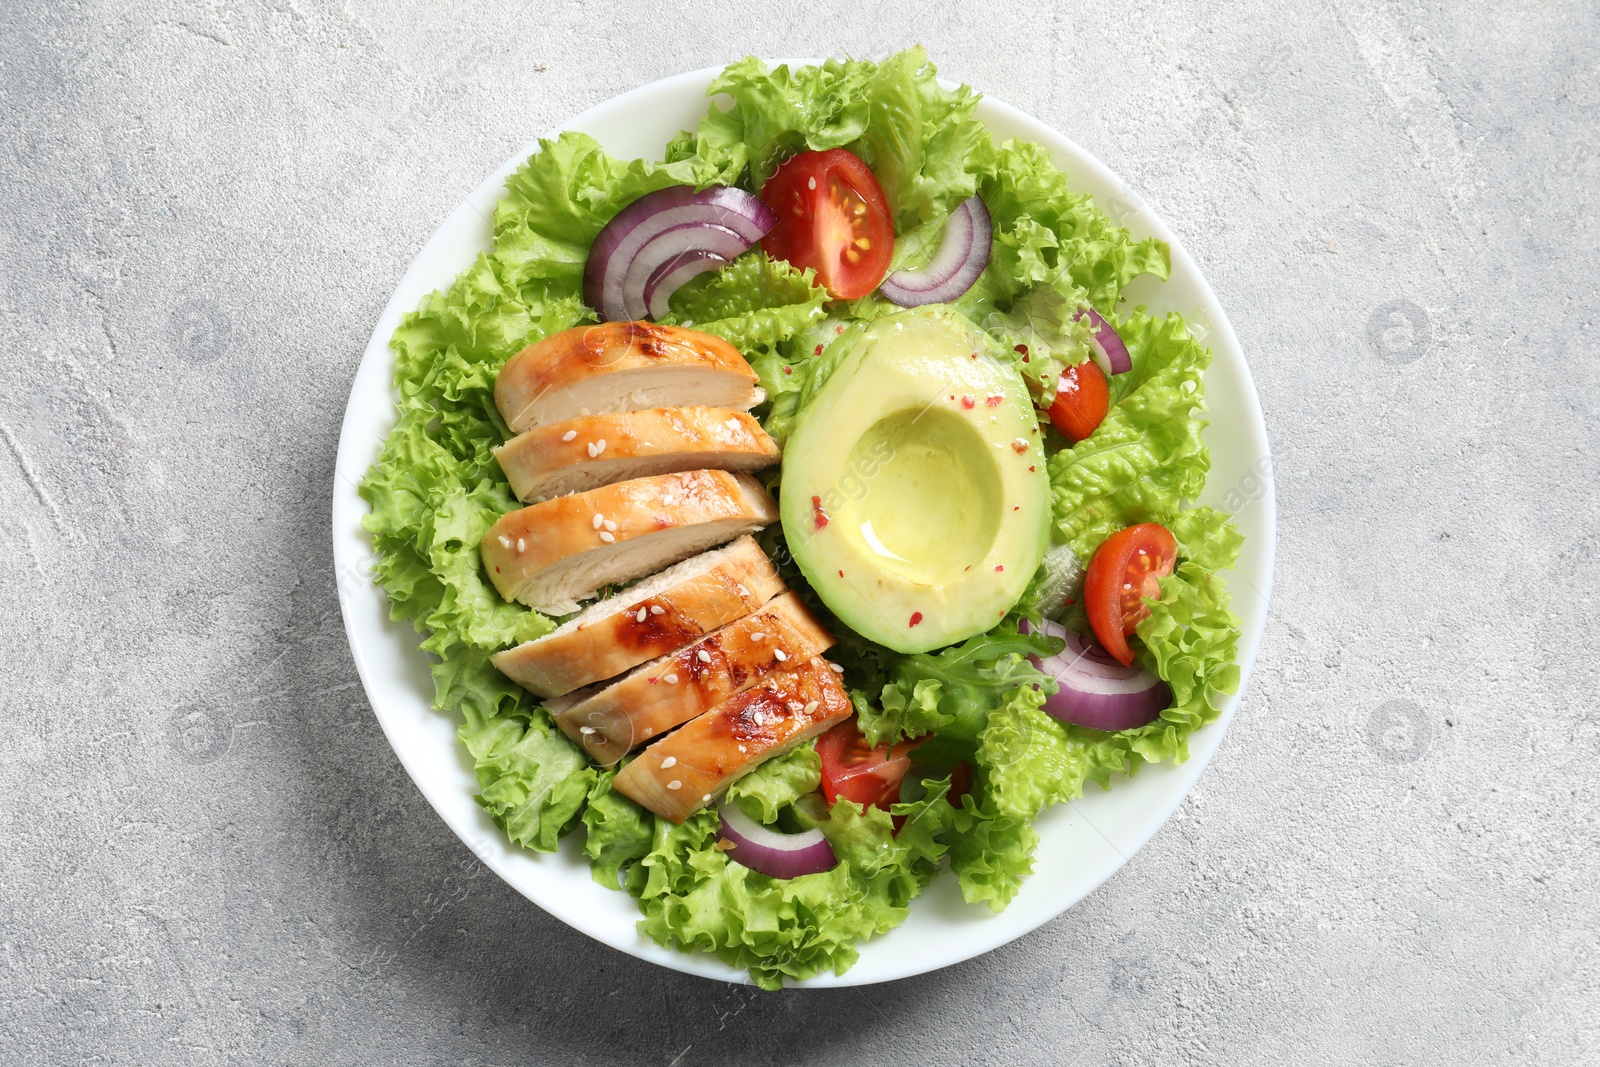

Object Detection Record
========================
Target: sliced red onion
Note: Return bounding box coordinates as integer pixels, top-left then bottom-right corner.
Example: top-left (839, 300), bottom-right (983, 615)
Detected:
top-left (1020, 617), bottom-right (1171, 732)
top-left (1075, 307), bottom-right (1132, 375)
top-left (583, 186), bottom-right (776, 322)
top-left (879, 195), bottom-right (992, 307)
top-left (718, 802), bottom-right (837, 879)
top-left (644, 250), bottom-right (730, 320)
top-left (619, 223), bottom-right (749, 320)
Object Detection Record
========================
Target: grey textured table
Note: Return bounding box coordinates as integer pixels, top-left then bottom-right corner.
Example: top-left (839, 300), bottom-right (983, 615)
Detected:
top-left (4, 2), bottom-right (1596, 1064)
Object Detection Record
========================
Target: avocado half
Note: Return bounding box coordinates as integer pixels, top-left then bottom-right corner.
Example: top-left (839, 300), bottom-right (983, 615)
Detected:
top-left (780, 307), bottom-right (1051, 654)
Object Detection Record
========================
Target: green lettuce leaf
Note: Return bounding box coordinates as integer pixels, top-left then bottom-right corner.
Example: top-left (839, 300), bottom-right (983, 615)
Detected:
top-left (582, 769), bottom-right (654, 891)
top-left (634, 784), bottom-right (955, 990)
top-left (1047, 310), bottom-right (1213, 560)
top-left (727, 743), bottom-right (822, 824)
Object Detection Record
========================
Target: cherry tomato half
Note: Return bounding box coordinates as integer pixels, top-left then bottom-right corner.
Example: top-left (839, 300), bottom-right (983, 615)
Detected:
top-left (759, 149), bottom-right (894, 299)
top-left (1083, 523), bottom-right (1179, 666)
top-left (816, 717), bottom-right (921, 811)
top-left (1046, 358), bottom-right (1109, 443)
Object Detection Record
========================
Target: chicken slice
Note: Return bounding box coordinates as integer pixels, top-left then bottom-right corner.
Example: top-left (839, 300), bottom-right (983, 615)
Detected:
top-left (612, 658), bottom-right (852, 823)
top-left (490, 536), bottom-right (784, 698)
top-left (547, 593), bottom-right (834, 766)
top-left (495, 321), bottom-right (763, 434)
top-left (494, 407), bottom-right (780, 503)
top-left (481, 469), bottom-right (778, 615)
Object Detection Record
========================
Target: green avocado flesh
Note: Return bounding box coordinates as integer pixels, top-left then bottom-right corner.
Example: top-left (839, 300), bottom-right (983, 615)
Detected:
top-left (780, 307), bottom-right (1051, 653)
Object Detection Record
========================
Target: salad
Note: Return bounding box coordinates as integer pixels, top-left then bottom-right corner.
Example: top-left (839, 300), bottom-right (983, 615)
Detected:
top-left (360, 49), bottom-right (1243, 989)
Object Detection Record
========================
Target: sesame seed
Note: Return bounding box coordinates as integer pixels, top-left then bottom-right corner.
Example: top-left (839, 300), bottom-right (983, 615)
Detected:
top-left (774, 649), bottom-right (788, 662)
top-left (829, 662), bottom-right (844, 674)
top-left (664, 674), bottom-right (679, 684)
top-left (650, 605), bottom-right (664, 615)
top-left (587, 441), bottom-right (599, 458)
top-left (636, 608), bottom-right (648, 623)
top-left (737, 584), bottom-right (750, 597)
top-left (592, 513), bottom-right (604, 529)
top-left (807, 176), bottom-right (816, 190)
top-left (562, 429), bottom-right (578, 442)
top-left (751, 632), bottom-right (766, 642)
top-left (603, 519), bottom-right (617, 532)
top-left (579, 726), bottom-right (595, 735)
top-left (660, 756), bottom-right (677, 769)
top-left (516, 538), bottom-right (526, 552)
top-left (702, 794), bottom-right (713, 804)
top-left (595, 438), bottom-right (607, 455)
top-left (599, 531), bottom-right (615, 543)
top-left (697, 649), bottom-right (712, 663)
top-left (803, 700), bottom-right (819, 715)
top-left (667, 780), bottom-right (682, 790)
top-left (498, 535), bottom-right (512, 549)
top-left (663, 494), bottom-right (676, 506)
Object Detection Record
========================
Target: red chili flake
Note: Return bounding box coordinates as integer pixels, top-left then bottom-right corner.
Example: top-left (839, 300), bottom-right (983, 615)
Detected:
top-left (908, 612), bottom-right (924, 627)
top-left (494, 566), bottom-right (501, 573)
top-left (1014, 343), bottom-right (1029, 355)
top-left (1028, 465), bottom-right (1036, 472)
top-left (960, 395), bottom-right (975, 409)
top-left (1064, 598), bottom-right (1077, 607)
top-left (782, 365), bottom-right (793, 375)
top-left (986, 395), bottom-right (1002, 407)
top-left (836, 324), bottom-right (846, 334)
top-left (810, 494), bottom-right (830, 532)
top-left (969, 352), bottom-right (978, 360)
top-left (994, 564), bottom-right (1005, 572)
top-left (837, 569), bottom-right (844, 578)
top-left (648, 677), bottom-right (658, 685)
top-left (1012, 505), bottom-right (1020, 511)
top-left (964, 564), bottom-right (972, 572)
top-left (1011, 440), bottom-right (1028, 454)
top-left (814, 344), bottom-right (824, 355)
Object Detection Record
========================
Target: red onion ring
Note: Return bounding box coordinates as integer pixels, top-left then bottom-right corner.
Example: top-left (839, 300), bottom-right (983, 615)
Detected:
top-left (1074, 307), bottom-right (1133, 375)
top-left (878, 195), bottom-right (992, 307)
top-left (1020, 617), bottom-right (1171, 731)
top-left (583, 186), bottom-right (776, 322)
top-left (644, 250), bottom-right (730, 320)
top-left (718, 803), bottom-right (837, 879)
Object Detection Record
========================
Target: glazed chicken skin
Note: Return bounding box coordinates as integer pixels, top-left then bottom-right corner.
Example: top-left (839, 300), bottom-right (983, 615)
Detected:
top-left (612, 657), bottom-right (853, 822)
top-left (480, 469), bottom-right (778, 615)
top-left (494, 321), bottom-right (764, 434)
top-left (546, 593), bottom-right (834, 766)
top-left (494, 406), bottom-right (780, 503)
top-left (489, 537), bottom-right (783, 698)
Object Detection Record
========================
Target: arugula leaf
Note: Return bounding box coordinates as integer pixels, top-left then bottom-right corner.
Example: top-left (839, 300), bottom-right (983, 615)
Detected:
top-left (862, 622), bottom-right (1062, 747)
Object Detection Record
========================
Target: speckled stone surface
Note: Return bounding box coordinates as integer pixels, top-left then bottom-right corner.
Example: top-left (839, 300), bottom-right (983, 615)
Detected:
top-left (3, 2), bottom-right (1597, 1063)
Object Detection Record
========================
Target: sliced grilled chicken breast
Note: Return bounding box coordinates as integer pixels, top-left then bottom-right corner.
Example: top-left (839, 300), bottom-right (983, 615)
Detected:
top-left (495, 321), bottom-right (764, 434)
top-left (494, 407), bottom-right (780, 503)
top-left (547, 593), bottom-right (834, 766)
top-left (481, 470), bottom-right (778, 615)
top-left (490, 536), bottom-right (784, 698)
top-left (613, 658), bottom-right (852, 823)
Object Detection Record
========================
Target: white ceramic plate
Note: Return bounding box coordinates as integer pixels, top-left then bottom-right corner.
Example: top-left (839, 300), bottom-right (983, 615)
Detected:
top-left (332, 62), bottom-right (1275, 987)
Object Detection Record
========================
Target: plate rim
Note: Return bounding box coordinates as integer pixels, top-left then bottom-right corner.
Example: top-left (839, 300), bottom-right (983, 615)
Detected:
top-left (331, 59), bottom-right (1276, 988)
